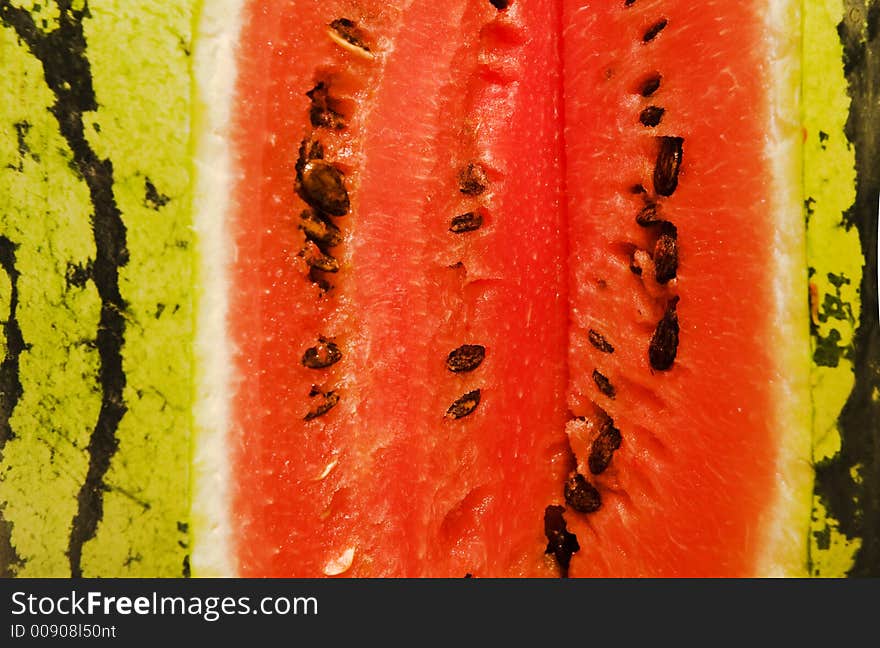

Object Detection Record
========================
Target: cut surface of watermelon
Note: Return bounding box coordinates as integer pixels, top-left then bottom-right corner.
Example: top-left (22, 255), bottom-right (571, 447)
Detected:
top-left (192, 0), bottom-right (812, 577)
top-left (561, 0), bottom-right (810, 577)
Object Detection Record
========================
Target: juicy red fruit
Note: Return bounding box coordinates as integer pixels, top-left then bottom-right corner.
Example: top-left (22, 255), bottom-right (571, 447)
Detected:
top-left (229, 0), bottom-right (569, 577)
top-left (228, 0), bottom-right (793, 578)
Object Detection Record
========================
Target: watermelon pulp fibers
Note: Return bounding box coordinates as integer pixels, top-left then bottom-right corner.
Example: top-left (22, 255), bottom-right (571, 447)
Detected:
top-left (219, 0), bottom-right (809, 576)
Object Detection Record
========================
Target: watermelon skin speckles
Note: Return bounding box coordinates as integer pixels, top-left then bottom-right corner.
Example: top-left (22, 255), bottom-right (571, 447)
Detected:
top-left (0, 1), bottom-right (195, 577)
top-left (806, 0), bottom-right (880, 577)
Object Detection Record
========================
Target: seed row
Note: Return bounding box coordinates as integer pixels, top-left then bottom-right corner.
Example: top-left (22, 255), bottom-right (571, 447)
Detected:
top-left (299, 17), bottom-right (375, 421)
top-left (552, 4), bottom-right (681, 574)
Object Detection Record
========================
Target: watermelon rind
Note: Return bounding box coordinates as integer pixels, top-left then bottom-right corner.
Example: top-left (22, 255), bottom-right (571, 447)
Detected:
top-left (190, 0), bottom-right (243, 578)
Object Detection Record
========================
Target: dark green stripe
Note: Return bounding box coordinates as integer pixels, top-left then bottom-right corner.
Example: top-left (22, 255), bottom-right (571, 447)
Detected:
top-left (0, 0), bottom-right (128, 578)
top-left (0, 236), bottom-right (24, 577)
top-left (815, 1), bottom-right (880, 577)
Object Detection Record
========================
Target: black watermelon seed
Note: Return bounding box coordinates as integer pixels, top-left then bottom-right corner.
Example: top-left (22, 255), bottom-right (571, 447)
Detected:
top-left (300, 209), bottom-right (343, 248)
top-left (639, 73), bottom-right (662, 97)
top-left (636, 202), bottom-right (660, 226)
top-left (299, 160), bottom-right (350, 216)
top-left (305, 390), bottom-right (340, 421)
top-left (592, 369), bottom-right (616, 398)
top-left (543, 505), bottom-right (579, 577)
top-left (458, 162), bottom-right (489, 195)
top-left (625, 0), bottom-right (636, 5)
top-left (639, 105), bottom-right (665, 127)
top-left (446, 390), bottom-right (481, 419)
top-left (630, 183), bottom-right (646, 194)
top-left (649, 296), bottom-right (680, 371)
top-left (450, 211), bottom-right (483, 233)
top-left (446, 345), bottom-right (486, 372)
top-left (306, 82), bottom-right (346, 130)
top-left (653, 222), bottom-right (678, 284)
top-left (653, 136), bottom-right (684, 197)
top-left (588, 329), bottom-right (615, 353)
top-left (302, 338), bottom-right (343, 369)
top-left (489, 0), bottom-right (510, 9)
top-left (328, 18), bottom-right (372, 53)
top-left (564, 473), bottom-right (602, 513)
top-left (588, 421), bottom-right (623, 475)
top-left (643, 18), bottom-right (668, 42)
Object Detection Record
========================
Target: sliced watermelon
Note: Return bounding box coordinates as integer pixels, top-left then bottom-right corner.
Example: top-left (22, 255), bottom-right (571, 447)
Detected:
top-left (561, 1), bottom-right (811, 577)
top-left (191, 0), bottom-right (811, 577)
top-left (195, 0), bottom-right (570, 577)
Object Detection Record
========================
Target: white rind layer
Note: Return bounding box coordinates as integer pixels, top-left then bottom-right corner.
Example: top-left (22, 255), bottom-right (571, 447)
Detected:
top-left (757, 0), bottom-right (813, 577)
top-left (191, 0), bottom-right (244, 578)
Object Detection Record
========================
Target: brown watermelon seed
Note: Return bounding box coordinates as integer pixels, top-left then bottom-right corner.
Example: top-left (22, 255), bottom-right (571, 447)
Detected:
top-left (305, 389), bottom-right (340, 421)
top-left (604, 420), bottom-right (623, 450)
top-left (302, 338), bottom-right (343, 369)
top-left (653, 222), bottom-right (678, 284)
top-left (296, 137), bottom-right (325, 171)
top-left (327, 18), bottom-right (374, 60)
top-left (489, 0), bottom-right (510, 9)
top-left (450, 211), bottom-right (483, 233)
top-left (639, 73), bottom-right (662, 97)
top-left (306, 82), bottom-right (346, 130)
top-left (643, 18), bottom-right (668, 42)
top-left (592, 369), bottom-right (616, 398)
top-left (588, 329), bottom-right (615, 353)
top-left (543, 505), bottom-right (579, 577)
top-left (588, 420), bottom-right (623, 475)
top-left (308, 267), bottom-right (333, 292)
top-left (630, 255), bottom-right (644, 275)
top-left (300, 209), bottom-right (343, 248)
top-left (636, 202), bottom-right (660, 226)
top-left (564, 473), bottom-right (602, 513)
top-left (446, 344), bottom-right (486, 373)
top-left (299, 160), bottom-right (350, 216)
top-left (304, 246), bottom-right (340, 273)
top-left (458, 162), bottom-right (489, 195)
top-left (446, 389), bottom-right (481, 419)
top-left (639, 105), bottom-right (665, 127)
top-left (653, 136), bottom-right (684, 197)
top-left (649, 296), bottom-right (680, 371)
top-left (295, 137), bottom-right (325, 193)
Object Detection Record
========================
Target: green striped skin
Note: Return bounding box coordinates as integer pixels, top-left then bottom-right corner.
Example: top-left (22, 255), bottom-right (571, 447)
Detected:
top-left (805, 0), bottom-right (880, 577)
top-left (0, 0), bottom-right (195, 577)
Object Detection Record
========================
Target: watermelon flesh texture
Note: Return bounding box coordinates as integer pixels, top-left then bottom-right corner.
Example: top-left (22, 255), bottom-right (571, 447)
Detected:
top-left (562, 1), bottom-right (805, 577)
top-left (229, 0), bottom-right (569, 577)
top-left (222, 0), bottom-right (809, 577)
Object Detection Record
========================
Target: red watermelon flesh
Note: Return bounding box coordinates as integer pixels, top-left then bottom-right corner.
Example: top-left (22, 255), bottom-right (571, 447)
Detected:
top-left (220, 0), bottom-right (807, 577)
top-left (562, 1), bottom-right (797, 577)
top-left (229, 0), bottom-right (569, 577)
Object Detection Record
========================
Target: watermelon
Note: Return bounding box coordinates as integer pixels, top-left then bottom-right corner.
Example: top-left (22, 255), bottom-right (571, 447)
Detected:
top-left (0, 0), bottom-right (878, 577)
top-left (191, 0), bottom-right (806, 578)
